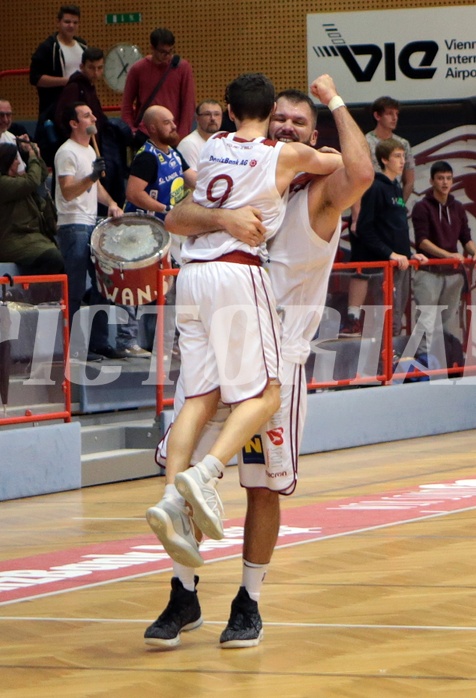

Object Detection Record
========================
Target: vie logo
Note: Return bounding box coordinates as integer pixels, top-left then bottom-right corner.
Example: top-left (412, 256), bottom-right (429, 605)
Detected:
top-left (315, 24), bottom-right (438, 82)
top-left (338, 41), bottom-right (438, 82)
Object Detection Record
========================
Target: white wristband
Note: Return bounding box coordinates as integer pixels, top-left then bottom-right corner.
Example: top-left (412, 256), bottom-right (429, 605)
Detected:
top-left (328, 95), bottom-right (345, 112)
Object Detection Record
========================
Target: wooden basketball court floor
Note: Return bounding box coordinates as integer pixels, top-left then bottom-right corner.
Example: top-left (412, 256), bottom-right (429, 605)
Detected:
top-left (1, 429), bottom-right (475, 697)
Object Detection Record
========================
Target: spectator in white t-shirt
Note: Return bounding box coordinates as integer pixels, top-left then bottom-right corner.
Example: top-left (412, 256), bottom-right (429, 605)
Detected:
top-left (177, 100), bottom-right (223, 169)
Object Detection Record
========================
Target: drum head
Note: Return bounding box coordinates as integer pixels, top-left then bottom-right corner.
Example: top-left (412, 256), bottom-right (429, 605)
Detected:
top-left (90, 212), bottom-right (171, 270)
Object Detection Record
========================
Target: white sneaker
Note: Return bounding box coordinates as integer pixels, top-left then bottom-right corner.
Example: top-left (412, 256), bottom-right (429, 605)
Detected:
top-left (175, 462), bottom-right (225, 540)
top-left (146, 498), bottom-right (204, 568)
top-left (124, 344), bottom-right (152, 358)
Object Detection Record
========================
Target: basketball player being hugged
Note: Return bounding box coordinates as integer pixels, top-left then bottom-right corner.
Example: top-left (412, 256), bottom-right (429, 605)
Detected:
top-left (143, 74), bottom-right (372, 648)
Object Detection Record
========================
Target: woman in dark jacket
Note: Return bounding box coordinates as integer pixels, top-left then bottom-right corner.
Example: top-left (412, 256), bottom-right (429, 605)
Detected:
top-left (0, 142), bottom-right (64, 274)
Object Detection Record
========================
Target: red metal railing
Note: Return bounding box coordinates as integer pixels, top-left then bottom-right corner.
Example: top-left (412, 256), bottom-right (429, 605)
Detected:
top-left (156, 257), bottom-right (476, 416)
top-left (0, 273), bottom-right (71, 426)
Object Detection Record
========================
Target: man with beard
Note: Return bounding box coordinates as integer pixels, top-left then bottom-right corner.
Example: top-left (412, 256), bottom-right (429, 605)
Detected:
top-left (177, 100), bottom-right (223, 169)
top-left (124, 105), bottom-right (196, 354)
top-left (125, 105), bottom-right (196, 220)
top-left (144, 75), bottom-right (374, 649)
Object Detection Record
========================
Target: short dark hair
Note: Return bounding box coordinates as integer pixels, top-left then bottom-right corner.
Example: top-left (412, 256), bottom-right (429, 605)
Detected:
top-left (225, 73), bottom-right (275, 122)
top-left (372, 95), bottom-right (400, 117)
top-left (150, 28), bottom-right (175, 48)
top-left (375, 137), bottom-right (405, 170)
top-left (81, 47), bottom-right (104, 64)
top-left (58, 5), bottom-right (80, 20)
top-left (62, 101), bottom-right (87, 133)
top-left (196, 99), bottom-right (221, 115)
top-left (276, 89), bottom-right (318, 129)
top-left (430, 160), bottom-right (453, 178)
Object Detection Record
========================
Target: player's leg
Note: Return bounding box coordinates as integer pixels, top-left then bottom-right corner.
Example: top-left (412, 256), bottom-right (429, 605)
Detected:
top-left (219, 487), bottom-right (279, 649)
top-left (146, 389), bottom-right (220, 565)
top-left (144, 569), bottom-right (203, 648)
top-left (175, 263), bottom-right (282, 539)
top-left (220, 361), bottom-right (306, 648)
top-left (175, 382), bottom-right (281, 540)
top-left (145, 391), bottom-right (232, 648)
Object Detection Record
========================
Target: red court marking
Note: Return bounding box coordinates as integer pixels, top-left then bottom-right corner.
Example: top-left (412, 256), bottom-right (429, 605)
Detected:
top-left (1, 477), bottom-right (476, 605)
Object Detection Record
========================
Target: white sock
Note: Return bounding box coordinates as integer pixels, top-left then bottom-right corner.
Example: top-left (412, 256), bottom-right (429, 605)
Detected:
top-left (163, 483), bottom-right (185, 505)
top-left (201, 454), bottom-right (225, 478)
top-left (242, 559), bottom-right (268, 602)
top-left (348, 306), bottom-right (361, 319)
top-left (172, 562), bottom-right (196, 592)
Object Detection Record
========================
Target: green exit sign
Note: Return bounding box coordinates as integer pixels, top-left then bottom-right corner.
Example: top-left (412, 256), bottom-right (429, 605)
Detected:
top-left (106, 13), bottom-right (142, 25)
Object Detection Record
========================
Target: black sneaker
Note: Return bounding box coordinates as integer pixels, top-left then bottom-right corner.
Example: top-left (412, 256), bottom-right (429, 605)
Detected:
top-left (339, 315), bottom-right (362, 337)
top-left (144, 576), bottom-right (202, 648)
top-left (219, 587), bottom-right (263, 648)
top-left (91, 345), bottom-right (128, 359)
top-left (70, 350), bottom-right (103, 363)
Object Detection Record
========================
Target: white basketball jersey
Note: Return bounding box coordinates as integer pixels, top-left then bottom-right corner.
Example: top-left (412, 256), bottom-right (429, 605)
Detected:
top-left (181, 132), bottom-right (287, 262)
top-left (268, 183), bottom-right (341, 364)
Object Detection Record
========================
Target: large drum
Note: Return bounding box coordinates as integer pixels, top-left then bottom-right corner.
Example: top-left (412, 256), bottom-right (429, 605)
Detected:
top-left (90, 213), bottom-right (171, 306)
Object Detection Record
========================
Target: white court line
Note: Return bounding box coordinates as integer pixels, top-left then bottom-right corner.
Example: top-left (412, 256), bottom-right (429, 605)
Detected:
top-left (0, 617), bottom-right (475, 632)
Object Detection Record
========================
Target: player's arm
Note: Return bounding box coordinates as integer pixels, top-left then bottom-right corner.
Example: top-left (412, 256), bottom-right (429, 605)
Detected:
top-left (310, 75), bottom-right (374, 216)
top-left (277, 141), bottom-right (342, 193)
top-left (165, 197), bottom-right (266, 246)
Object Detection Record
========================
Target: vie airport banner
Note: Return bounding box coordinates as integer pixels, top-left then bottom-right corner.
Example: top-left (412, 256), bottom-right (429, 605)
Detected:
top-left (307, 7), bottom-right (476, 104)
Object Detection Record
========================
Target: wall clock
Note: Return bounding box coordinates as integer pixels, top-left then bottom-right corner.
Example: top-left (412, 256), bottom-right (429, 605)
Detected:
top-left (104, 44), bottom-right (143, 92)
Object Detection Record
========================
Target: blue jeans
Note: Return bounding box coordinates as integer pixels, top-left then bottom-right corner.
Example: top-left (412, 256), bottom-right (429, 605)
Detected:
top-left (56, 223), bottom-right (138, 349)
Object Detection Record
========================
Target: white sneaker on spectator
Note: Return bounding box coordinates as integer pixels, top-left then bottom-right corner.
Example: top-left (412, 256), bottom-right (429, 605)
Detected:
top-left (175, 462), bottom-right (225, 540)
top-left (124, 344), bottom-right (152, 358)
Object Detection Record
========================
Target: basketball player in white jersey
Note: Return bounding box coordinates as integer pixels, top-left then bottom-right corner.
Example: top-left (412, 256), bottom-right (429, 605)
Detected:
top-left (144, 74), bottom-right (374, 649)
top-left (160, 73), bottom-right (342, 543)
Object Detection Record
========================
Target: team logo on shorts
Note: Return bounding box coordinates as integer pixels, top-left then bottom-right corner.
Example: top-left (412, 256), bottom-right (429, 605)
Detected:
top-left (266, 427), bottom-right (284, 446)
top-left (242, 435), bottom-right (266, 465)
